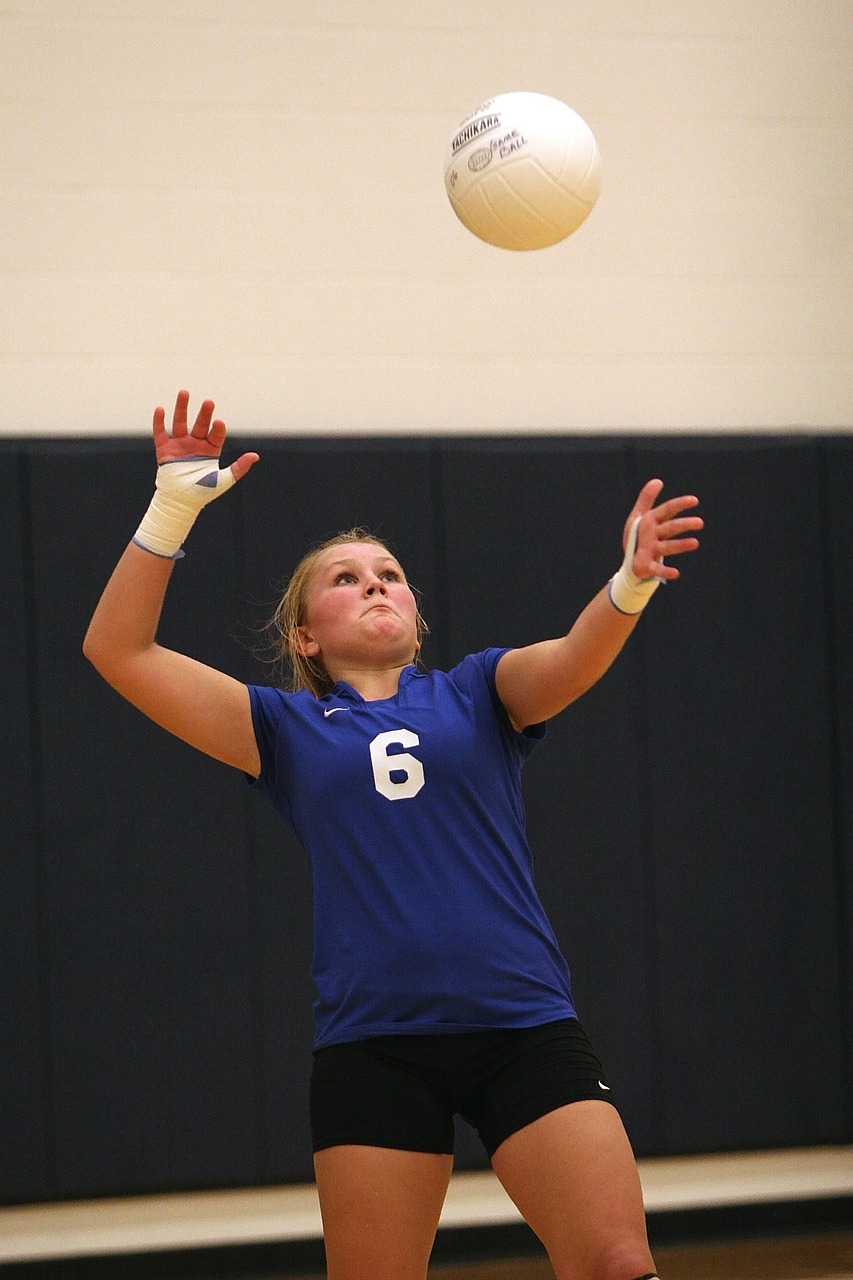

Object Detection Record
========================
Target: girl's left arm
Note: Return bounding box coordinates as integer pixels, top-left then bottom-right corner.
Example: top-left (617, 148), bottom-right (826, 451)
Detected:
top-left (495, 480), bottom-right (703, 730)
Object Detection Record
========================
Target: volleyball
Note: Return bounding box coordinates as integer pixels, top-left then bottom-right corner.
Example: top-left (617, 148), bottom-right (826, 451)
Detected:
top-left (444, 92), bottom-right (602, 251)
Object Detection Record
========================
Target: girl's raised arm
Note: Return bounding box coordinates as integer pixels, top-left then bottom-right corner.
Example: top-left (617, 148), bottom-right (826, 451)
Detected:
top-left (83, 391), bottom-right (262, 776)
top-left (495, 479), bottom-right (702, 731)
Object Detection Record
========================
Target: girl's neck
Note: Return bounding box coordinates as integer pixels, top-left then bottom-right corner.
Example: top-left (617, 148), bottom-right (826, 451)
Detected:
top-left (332, 662), bottom-right (409, 702)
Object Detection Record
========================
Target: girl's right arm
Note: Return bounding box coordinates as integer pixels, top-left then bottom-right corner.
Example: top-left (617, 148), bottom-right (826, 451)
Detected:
top-left (82, 392), bottom-right (261, 777)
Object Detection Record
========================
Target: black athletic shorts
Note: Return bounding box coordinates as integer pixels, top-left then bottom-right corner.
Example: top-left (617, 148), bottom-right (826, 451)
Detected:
top-left (309, 1017), bottom-right (616, 1158)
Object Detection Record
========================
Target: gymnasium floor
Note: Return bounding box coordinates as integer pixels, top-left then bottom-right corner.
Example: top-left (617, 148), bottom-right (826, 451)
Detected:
top-left (424, 1234), bottom-right (853, 1280)
top-left (2, 1148), bottom-right (851, 1279)
top-left (425, 1235), bottom-right (853, 1279)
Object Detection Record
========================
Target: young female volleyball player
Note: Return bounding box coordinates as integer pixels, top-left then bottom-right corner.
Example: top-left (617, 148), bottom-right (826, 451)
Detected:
top-left (84, 391), bottom-right (702, 1280)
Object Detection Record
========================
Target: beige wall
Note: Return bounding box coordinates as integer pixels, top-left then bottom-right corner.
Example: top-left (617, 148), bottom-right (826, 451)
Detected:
top-left (2, 1), bottom-right (851, 436)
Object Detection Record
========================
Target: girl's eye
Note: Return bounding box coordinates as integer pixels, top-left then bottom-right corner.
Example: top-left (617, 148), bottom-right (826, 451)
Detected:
top-left (334, 572), bottom-right (357, 585)
top-left (381, 570), bottom-right (401, 582)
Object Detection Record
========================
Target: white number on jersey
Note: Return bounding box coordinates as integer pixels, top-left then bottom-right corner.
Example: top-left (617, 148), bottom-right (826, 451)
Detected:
top-left (369, 729), bottom-right (425, 801)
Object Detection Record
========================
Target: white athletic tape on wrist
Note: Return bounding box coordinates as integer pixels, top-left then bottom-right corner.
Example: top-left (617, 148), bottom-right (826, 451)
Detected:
top-left (608, 515), bottom-right (663, 615)
top-left (133, 456), bottom-right (236, 559)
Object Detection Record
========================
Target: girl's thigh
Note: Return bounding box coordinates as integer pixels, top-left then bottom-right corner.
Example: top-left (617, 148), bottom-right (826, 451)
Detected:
top-left (314, 1144), bottom-right (454, 1280)
top-left (490, 1100), bottom-right (656, 1280)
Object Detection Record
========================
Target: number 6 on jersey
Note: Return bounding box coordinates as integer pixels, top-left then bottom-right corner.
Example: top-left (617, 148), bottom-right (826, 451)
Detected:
top-left (369, 730), bottom-right (425, 801)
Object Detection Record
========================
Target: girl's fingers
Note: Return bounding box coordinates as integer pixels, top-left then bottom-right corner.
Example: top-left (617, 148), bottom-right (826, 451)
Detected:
top-left (191, 398), bottom-right (216, 439)
top-left (154, 394), bottom-right (230, 457)
top-left (230, 451), bottom-right (260, 482)
top-left (171, 389), bottom-right (190, 437)
top-left (208, 418), bottom-right (227, 451)
top-left (635, 478), bottom-right (665, 512)
top-left (653, 516), bottom-right (704, 540)
top-left (656, 536), bottom-right (701, 557)
top-left (650, 495), bottom-right (701, 523)
top-left (152, 404), bottom-right (167, 446)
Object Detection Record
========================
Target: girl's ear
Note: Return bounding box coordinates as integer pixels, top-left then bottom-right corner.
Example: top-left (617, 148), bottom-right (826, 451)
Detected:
top-left (294, 625), bottom-right (320, 658)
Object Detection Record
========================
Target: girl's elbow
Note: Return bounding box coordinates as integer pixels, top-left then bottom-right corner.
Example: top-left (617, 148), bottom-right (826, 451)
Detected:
top-left (82, 629), bottom-right (99, 668)
top-left (82, 625), bottom-right (109, 673)
top-left (82, 629), bottom-right (121, 686)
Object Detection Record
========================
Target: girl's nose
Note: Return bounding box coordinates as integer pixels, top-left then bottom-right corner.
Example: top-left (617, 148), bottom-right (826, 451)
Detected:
top-left (365, 578), bottom-right (387, 596)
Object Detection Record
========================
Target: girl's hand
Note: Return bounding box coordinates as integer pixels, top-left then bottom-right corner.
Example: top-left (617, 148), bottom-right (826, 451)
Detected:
top-left (624, 478), bottom-right (702, 582)
top-left (153, 389), bottom-right (259, 482)
top-left (133, 391), bottom-right (259, 559)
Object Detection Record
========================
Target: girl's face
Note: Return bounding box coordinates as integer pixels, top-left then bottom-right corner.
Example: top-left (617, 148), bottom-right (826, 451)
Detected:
top-left (297, 541), bottom-right (419, 678)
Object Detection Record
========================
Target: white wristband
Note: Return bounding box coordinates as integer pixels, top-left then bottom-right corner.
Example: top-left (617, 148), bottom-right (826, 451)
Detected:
top-left (133, 456), bottom-right (236, 559)
top-left (608, 515), bottom-right (663, 615)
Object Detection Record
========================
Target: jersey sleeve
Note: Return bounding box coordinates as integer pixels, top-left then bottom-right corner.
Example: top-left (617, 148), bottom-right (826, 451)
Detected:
top-left (459, 648), bottom-right (547, 758)
top-left (246, 684), bottom-right (294, 823)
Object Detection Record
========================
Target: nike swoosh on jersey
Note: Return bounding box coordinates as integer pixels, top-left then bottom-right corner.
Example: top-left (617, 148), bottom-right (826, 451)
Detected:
top-left (323, 707), bottom-right (350, 717)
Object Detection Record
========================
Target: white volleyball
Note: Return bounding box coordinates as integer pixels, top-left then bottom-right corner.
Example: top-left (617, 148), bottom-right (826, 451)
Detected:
top-left (444, 92), bottom-right (602, 250)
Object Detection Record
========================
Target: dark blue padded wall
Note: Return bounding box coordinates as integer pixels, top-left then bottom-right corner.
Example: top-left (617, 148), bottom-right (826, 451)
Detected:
top-left (1, 433), bottom-right (850, 1203)
top-left (823, 438), bottom-right (853, 1139)
top-left (630, 439), bottom-right (846, 1151)
top-left (0, 449), bottom-right (51, 1200)
top-left (28, 445), bottom-right (265, 1196)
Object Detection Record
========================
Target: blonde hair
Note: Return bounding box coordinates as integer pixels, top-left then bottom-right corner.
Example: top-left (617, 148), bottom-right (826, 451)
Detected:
top-left (268, 528), bottom-right (428, 698)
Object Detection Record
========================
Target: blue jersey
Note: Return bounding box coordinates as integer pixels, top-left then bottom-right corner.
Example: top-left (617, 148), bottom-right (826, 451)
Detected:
top-left (248, 648), bottom-right (576, 1050)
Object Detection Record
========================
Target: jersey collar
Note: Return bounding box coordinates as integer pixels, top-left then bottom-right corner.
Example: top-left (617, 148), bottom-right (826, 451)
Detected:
top-left (326, 663), bottom-right (420, 707)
